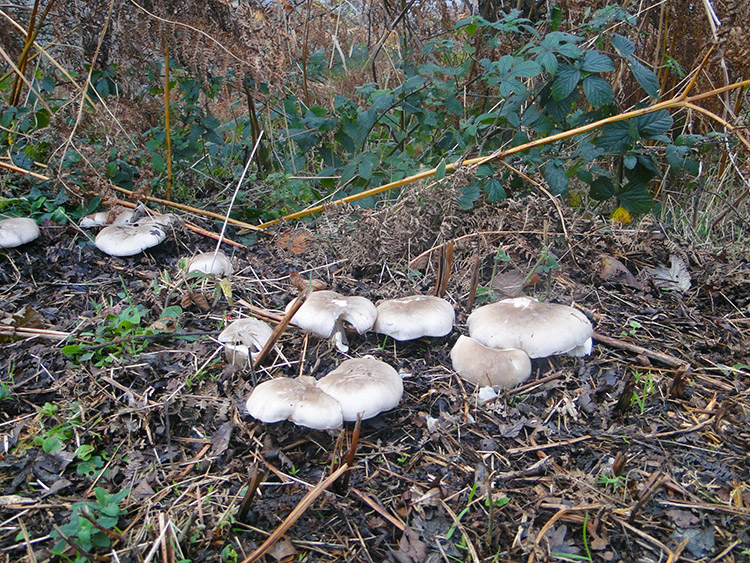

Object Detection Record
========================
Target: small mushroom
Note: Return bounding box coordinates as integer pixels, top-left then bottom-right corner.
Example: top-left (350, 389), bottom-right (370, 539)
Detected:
top-left (467, 297), bottom-right (593, 358)
top-left (317, 356), bottom-right (403, 421)
top-left (95, 215), bottom-right (177, 257)
top-left (187, 251), bottom-right (233, 276)
top-left (286, 290), bottom-right (377, 353)
top-left (80, 209), bottom-right (135, 228)
top-left (218, 317), bottom-right (273, 366)
top-left (0, 217), bottom-right (40, 248)
top-left (245, 376), bottom-right (343, 430)
top-left (372, 295), bottom-right (454, 341)
top-left (450, 335), bottom-right (531, 388)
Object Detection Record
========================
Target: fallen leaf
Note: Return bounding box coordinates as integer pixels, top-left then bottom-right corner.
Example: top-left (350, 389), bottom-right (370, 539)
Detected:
top-left (599, 254), bottom-right (644, 289)
top-left (290, 271), bottom-right (326, 292)
top-left (491, 269), bottom-right (526, 297)
top-left (267, 537), bottom-right (297, 562)
top-left (390, 526), bottom-right (428, 563)
top-left (278, 230), bottom-right (313, 254)
top-left (646, 255), bottom-right (691, 292)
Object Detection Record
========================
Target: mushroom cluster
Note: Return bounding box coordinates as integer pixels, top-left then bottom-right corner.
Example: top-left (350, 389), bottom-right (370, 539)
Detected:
top-left (245, 356), bottom-right (403, 430)
top-left (286, 291), bottom-right (455, 352)
top-left (451, 297), bottom-right (593, 389)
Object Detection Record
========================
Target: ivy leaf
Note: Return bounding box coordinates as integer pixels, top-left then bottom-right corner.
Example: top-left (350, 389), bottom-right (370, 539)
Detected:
top-left (630, 59), bottom-right (659, 99)
top-left (543, 159), bottom-right (568, 195)
top-left (582, 75), bottom-right (613, 107)
top-left (581, 51), bottom-right (615, 72)
top-left (610, 34), bottom-right (635, 58)
top-left (551, 65), bottom-right (580, 101)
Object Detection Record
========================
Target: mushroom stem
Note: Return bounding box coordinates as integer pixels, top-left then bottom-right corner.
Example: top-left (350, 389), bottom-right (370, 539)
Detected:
top-left (331, 317), bottom-right (349, 353)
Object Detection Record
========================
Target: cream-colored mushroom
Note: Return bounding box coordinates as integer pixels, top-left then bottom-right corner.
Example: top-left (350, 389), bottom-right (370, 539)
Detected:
top-left (372, 295), bottom-right (454, 341)
top-left (467, 297), bottom-right (592, 358)
top-left (286, 290), bottom-right (376, 353)
top-left (450, 335), bottom-right (531, 388)
top-left (0, 217), bottom-right (40, 248)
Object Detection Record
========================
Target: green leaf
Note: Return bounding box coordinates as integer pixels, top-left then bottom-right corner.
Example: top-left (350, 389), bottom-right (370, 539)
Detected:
top-left (610, 34), bottom-right (635, 57)
top-left (581, 51), bottom-right (615, 72)
top-left (557, 43), bottom-right (583, 59)
top-left (550, 65), bottom-right (580, 101)
top-left (618, 182), bottom-right (653, 214)
top-left (151, 152), bottom-right (164, 174)
top-left (43, 435), bottom-right (63, 454)
top-left (637, 110), bottom-right (672, 138)
top-left (588, 175), bottom-right (615, 200)
top-left (485, 178), bottom-right (506, 202)
top-left (596, 121), bottom-right (633, 152)
top-left (434, 159), bottom-right (447, 181)
top-left (62, 344), bottom-right (82, 357)
top-left (630, 60), bottom-right (659, 99)
top-left (458, 184), bottom-right (480, 209)
top-left (665, 144), bottom-right (699, 175)
top-left (34, 109), bottom-right (51, 128)
top-left (582, 76), bottom-right (613, 107)
top-left (514, 60), bottom-right (543, 78)
top-left (536, 51), bottom-right (558, 75)
top-left (543, 160), bottom-right (568, 195)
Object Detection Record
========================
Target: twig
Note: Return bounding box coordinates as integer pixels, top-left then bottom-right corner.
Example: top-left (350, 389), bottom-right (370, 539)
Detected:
top-left (252, 290), bottom-right (308, 370)
top-left (0, 325), bottom-right (70, 341)
top-left (350, 488), bottom-right (406, 531)
top-left (239, 463), bottom-right (350, 563)
top-left (592, 332), bottom-right (688, 368)
top-left (506, 435), bottom-right (592, 455)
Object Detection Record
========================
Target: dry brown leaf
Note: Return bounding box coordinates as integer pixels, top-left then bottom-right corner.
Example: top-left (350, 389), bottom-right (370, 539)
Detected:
top-left (599, 254), bottom-right (644, 289)
top-left (646, 255), bottom-right (691, 292)
top-left (491, 269), bottom-right (526, 297)
top-left (266, 537), bottom-right (297, 562)
top-left (278, 230), bottom-right (313, 254)
top-left (289, 271), bottom-right (326, 292)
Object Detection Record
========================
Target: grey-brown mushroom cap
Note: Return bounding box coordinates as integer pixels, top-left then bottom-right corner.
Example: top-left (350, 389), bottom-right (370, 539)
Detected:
top-left (467, 297), bottom-right (593, 358)
top-left (187, 251), bottom-right (234, 276)
top-left (218, 317), bottom-right (273, 364)
top-left (95, 216), bottom-right (175, 257)
top-left (450, 335), bottom-right (531, 388)
top-left (317, 356), bottom-right (403, 421)
top-left (0, 217), bottom-right (40, 248)
top-left (245, 376), bottom-right (343, 430)
top-left (373, 295), bottom-right (455, 341)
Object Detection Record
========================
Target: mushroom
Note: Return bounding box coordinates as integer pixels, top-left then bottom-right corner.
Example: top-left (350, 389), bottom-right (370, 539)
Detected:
top-left (218, 317), bottom-right (273, 366)
top-left (286, 290), bottom-right (377, 353)
top-left (187, 251), bottom-right (233, 276)
top-left (450, 335), bottom-right (531, 388)
top-left (245, 376), bottom-right (343, 430)
top-left (317, 356), bottom-right (403, 421)
top-left (80, 209), bottom-right (135, 228)
top-left (372, 295), bottom-right (454, 341)
top-left (467, 297), bottom-right (593, 358)
top-left (0, 217), bottom-right (40, 248)
top-left (95, 215), bottom-right (177, 257)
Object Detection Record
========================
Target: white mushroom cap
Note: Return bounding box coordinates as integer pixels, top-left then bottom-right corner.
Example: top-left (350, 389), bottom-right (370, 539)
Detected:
top-left (80, 209), bottom-right (135, 228)
top-left (317, 356), bottom-right (403, 421)
top-left (245, 376), bottom-right (343, 430)
top-left (286, 290), bottom-right (377, 353)
top-left (218, 318), bottom-right (273, 366)
top-left (95, 215), bottom-right (175, 257)
top-left (187, 251), bottom-right (233, 276)
top-left (467, 297), bottom-right (593, 358)
top-left (450, 335), bottom-right (531, 388)
top-left (372, 295), bottom-right (455, 341)
top-left (0, 217), bottom-right (40, 248)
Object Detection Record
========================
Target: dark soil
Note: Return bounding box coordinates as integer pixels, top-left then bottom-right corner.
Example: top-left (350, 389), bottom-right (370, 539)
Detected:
top-left (1, 192), bottom-right (749, 563)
